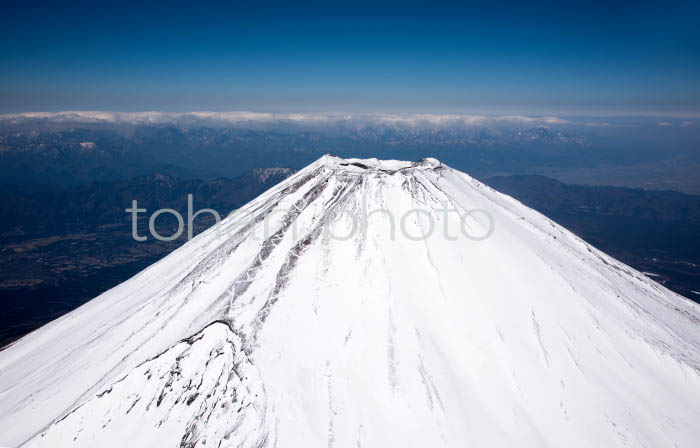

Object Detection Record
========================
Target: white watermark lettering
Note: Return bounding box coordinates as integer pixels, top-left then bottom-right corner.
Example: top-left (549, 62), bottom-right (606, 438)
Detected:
top-left (126, 194), bottom-right (495, 243)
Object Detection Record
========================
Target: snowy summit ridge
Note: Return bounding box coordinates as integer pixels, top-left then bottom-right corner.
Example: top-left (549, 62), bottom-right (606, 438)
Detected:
top-left (1, 155), bottom-right (700, 447)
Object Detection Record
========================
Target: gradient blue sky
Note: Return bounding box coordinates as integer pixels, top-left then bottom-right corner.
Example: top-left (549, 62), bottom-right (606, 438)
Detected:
top-left (1, 0), bottom-right (698, 114)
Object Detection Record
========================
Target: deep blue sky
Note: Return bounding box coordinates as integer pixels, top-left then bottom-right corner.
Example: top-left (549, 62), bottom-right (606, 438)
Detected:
top-left (1, 0), bottom-right (698, 115)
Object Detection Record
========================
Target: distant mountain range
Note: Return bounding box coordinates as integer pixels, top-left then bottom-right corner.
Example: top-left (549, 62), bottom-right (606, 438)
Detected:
top-left (0, 124), bottom-right (593, 186)
top-left (3, 117), bottom-right (699, 196)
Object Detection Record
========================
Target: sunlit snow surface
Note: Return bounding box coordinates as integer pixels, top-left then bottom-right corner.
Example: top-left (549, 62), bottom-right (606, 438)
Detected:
top-left (1, 155), bottom-right (699, 447)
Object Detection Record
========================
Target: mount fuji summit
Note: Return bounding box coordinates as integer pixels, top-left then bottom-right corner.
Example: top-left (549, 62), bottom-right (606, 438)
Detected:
top-left (1, 155), bottom-right (699, 447)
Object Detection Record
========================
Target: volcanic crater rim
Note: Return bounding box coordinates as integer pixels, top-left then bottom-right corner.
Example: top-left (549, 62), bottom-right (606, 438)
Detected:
top-left (318, 154), bottom-right (443, 173)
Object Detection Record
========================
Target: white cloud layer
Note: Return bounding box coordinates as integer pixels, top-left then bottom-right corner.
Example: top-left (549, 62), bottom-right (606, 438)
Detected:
top-left (0, 111), bottom-right (572, 128)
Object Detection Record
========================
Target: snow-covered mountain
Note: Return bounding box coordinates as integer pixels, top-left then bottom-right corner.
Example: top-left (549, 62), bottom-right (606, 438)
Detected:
top-left (1, 155), bottom-right (699, 447)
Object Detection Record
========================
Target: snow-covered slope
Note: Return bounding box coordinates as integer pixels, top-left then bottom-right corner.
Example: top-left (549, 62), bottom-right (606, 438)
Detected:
top-left (1, 155), bottom-right (699, 447)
